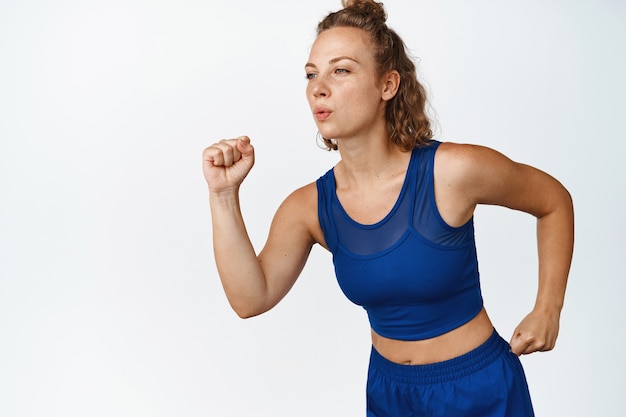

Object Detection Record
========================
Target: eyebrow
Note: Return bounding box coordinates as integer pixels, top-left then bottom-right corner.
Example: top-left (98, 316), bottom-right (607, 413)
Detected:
top-left (305, 56), bottom-right (359, 69)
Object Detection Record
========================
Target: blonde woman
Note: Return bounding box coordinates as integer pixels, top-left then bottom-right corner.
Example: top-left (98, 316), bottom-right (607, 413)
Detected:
top-left (203, 1), bottom-right (574, 415)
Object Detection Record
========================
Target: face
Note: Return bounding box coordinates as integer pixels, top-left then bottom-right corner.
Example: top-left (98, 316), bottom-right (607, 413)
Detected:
top-left (305, 27), bottom-right (391, 142)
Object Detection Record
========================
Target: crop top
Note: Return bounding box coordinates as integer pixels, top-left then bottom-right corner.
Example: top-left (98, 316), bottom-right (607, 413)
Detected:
top-left (316, 141), bottom-right (483, 341)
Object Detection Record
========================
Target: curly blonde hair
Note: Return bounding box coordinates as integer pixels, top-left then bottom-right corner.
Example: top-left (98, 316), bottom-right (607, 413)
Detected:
top-left (317, 0), bottom-right (433, 151)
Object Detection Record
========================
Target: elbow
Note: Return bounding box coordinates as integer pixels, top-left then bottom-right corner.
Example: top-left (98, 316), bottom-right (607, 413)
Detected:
top-left (234, 308), bottom-right (259, 320)
top-left (540, 182), bottom-right (574, 220)
top-left (230, 302), bottom-right (266, 319)
top-left (562, 185), bottom-right (574, 210)
top-left (222, 280), bottom-right (275, 319)
top-left (561, 187), bottom-right (575, 223)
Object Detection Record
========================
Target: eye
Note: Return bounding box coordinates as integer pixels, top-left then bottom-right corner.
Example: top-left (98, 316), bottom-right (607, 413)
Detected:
top-left (305, 72), bottom-right (317, 80)
top-left (334, 68), bottom-right (350, 75)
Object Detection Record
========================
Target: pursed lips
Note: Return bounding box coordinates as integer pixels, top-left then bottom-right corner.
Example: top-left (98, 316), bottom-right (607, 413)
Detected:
top-left (314, 106), bottom-right (332, 121)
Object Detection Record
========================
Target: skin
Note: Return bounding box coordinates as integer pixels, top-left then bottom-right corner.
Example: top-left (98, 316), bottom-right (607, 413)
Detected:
top-left (202, 26), bottom-right (574, 364)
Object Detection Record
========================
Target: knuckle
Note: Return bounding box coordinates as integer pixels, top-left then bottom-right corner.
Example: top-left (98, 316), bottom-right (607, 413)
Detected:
top-left (219, 138), bottom-right (236, 146)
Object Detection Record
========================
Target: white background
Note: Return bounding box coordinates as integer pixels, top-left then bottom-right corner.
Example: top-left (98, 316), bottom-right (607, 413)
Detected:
top-left (1, 0), bottom-right (624, 416)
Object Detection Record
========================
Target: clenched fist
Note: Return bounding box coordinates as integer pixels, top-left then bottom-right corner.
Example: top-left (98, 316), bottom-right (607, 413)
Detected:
top-left (203, 136), bottom-right (255, 194)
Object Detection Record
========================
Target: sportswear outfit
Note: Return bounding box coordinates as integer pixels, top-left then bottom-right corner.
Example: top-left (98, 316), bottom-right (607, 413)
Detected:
top-left (316, 141), bottom-right (534, 416)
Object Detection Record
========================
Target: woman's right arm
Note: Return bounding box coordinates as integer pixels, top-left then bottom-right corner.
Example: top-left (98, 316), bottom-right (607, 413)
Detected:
top-left (203, 136), bottom-right (318, 318)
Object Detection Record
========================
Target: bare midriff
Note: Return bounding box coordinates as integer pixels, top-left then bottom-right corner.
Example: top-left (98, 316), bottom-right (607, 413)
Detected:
top-left (370, 308), bottom-right (496, 365)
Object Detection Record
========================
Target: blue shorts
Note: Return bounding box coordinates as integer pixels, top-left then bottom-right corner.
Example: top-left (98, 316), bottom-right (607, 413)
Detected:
top-left (366, 330), bottom-right (534, 417)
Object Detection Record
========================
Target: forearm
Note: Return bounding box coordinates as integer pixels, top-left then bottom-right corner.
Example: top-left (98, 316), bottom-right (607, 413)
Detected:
top-left (534, 188), bottom-right (574, 314)
top-left (209, 190), bottom-right (269, 318)
top-left (508, 187), bottom-right (573, 355)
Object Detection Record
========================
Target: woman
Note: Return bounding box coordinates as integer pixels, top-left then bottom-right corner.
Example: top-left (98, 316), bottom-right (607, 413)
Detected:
top-left (202, 1), bottom-right (574, 415)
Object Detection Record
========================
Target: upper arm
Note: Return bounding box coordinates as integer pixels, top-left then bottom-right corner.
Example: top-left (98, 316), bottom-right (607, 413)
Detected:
top-left (256, 182), bottom-right (325, 310)
top-left (436, 143), bottom-right (572, 221)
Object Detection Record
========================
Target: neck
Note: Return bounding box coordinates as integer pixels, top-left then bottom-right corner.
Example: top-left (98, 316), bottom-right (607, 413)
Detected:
top-left (334, 132), bottom-right (410, 186)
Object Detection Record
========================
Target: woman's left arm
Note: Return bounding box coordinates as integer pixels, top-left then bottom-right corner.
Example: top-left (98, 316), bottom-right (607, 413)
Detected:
top-left (440, 143), bottom-right (574, 356)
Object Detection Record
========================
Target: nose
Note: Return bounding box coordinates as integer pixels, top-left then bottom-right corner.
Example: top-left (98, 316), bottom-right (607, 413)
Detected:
top-left (309, 76), bottom-right (329, 98)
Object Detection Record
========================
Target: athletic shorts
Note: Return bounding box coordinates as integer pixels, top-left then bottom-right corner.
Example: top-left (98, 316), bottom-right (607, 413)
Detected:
top-left (366, 330), bottom-right (535, 417)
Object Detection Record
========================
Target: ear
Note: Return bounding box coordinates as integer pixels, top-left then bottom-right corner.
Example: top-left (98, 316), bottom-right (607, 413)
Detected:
top-left (381, 70), bottom-right (400, 101)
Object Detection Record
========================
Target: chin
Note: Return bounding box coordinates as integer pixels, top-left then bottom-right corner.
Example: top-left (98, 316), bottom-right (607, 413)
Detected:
top-left (318, 127), bottom-right (341, 141)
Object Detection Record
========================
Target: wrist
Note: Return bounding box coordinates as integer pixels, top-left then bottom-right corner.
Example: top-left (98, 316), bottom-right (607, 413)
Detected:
top-left (532, 300), bottom-right (563, 317)
top-left (209, 187), bottom-right (242, 209)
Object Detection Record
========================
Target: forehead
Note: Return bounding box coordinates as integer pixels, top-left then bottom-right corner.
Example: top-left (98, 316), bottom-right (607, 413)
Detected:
top-left (308, 26), bottom-right (374, 63)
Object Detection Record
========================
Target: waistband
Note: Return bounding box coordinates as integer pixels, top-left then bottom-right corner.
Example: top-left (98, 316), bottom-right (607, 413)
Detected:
top-left (368, 329), bottom-right (509, 385)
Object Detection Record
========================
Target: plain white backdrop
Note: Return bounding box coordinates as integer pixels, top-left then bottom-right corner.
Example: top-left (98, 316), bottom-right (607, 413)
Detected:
top-left (1, 0), bottom-right (624, 415)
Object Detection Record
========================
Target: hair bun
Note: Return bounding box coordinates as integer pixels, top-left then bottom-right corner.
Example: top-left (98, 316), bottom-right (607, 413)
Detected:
top-left (341, 0), bottom-right (387, 23)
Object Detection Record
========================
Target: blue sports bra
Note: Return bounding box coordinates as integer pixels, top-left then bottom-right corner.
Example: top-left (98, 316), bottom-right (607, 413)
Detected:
top-left (316, 141), bottom-right (483, 341)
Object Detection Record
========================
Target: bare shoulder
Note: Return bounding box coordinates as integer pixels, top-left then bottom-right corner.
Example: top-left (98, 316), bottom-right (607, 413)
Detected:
top-left (273, 181), bottom-right (326, 248)
top-left (280, 181), bottom-right (318, 217)
top-left (285, 181), bottom-right (318, 203)
top-left (431, 142), bottom-right (504, 225)
top-left (435, 141), bottom-right (513, 173)
top-left (434, 142), bottom-right (517, 202)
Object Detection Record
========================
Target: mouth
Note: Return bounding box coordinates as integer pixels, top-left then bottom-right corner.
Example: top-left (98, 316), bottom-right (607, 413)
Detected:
top-left (314, 107), bottom-right (332, 121)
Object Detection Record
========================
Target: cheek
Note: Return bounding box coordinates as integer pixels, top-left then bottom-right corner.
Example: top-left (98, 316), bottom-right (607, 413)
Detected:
top-left (346, 78), bottom-right (380, 100)
top-left (350, 87), bottom-right (383, 112)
